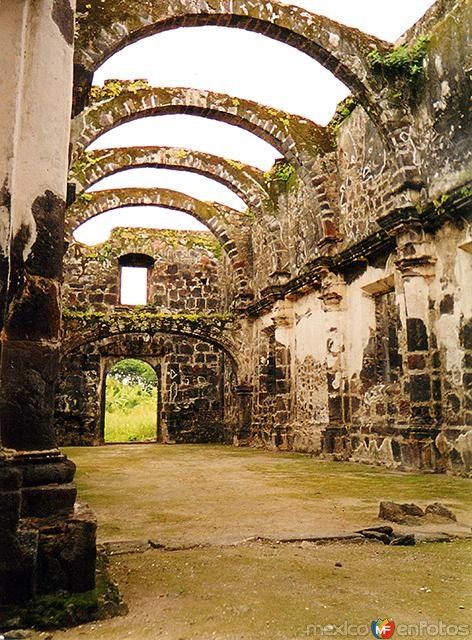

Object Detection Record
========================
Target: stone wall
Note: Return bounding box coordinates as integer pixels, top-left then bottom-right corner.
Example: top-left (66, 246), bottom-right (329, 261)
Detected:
top-left (3, 0), bottom-right (470, 613)
top-left (56, 333), bottom-right (234, 446)
top-left (57, 228), bottom-right (237, 446)
top-left (59, 0), bottom-right (472, 478)
top-left (242, 219), bottom-right (472, 474)
top-left (63, 227), bottom-right (230, 314)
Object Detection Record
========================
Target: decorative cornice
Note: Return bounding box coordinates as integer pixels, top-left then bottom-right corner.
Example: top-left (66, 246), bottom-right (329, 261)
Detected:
top-left (242, 182), bottom-right (472, 318)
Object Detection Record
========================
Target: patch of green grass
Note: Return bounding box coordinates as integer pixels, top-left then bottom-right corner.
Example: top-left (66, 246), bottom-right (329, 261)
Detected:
top-left (104, 378), bottom-right (157, 443)
top-left (63, 446), bottom-right (472, 549)
top-left (248, 457), bottom-right (472, 516)
top-left (104, 401), bottom-right (157, 442)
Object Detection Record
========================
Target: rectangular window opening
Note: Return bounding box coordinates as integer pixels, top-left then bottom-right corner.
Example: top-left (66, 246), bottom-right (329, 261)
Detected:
top-left (120, 266), bottom-right (148, 306)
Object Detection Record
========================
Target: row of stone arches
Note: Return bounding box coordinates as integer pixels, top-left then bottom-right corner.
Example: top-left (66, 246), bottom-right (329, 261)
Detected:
top-left (61, 0), bottom-right (432, 451)
top-left (66, 85), bottom-right (334, 266)
top-left (67, 1), bottom-right (431, 275)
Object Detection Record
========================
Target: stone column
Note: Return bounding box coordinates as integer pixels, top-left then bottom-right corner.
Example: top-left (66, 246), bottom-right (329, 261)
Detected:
top-left (270, 299), bottom-right (294, 449)
top-left (395, 226), bottom-right (438, 467)
top-left (0, 0), bottom-right (96, 605)
top-left (319, 270), bottom-right (348, 456)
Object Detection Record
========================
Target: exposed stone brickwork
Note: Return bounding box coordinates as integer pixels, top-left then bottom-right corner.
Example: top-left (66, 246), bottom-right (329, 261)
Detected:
top-left (1, 0), bottom-right (471, 609)
top-left (62, 0), bottom-right (472, 476)
top-left (57, 228), bottom-right (238, 446)
top-left (63, 228), bottom-right (228, 314)
top-left (71, 146), bottom-right (273, 217)
top-left (56, 333), bottom-right (233, 446)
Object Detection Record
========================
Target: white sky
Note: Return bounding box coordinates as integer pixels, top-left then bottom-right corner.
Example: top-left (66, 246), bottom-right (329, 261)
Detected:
top-left (76, 0), bottom-right (435, 245)
top-left (120, 266), bottom-right (149, 305)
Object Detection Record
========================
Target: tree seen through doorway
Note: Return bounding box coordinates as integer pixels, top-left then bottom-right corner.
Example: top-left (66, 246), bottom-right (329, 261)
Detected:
top-left (104, 358), bottom-right (158, 442)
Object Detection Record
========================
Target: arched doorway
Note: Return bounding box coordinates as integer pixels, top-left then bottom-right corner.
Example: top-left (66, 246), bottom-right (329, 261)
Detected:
top-left (104, 358), bottom-right (158, 443)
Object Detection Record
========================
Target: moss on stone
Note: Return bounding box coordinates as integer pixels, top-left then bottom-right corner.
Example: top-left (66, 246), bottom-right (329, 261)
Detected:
top-left (264, 161), bottom-right (297, 192)
top-left (118, 228), bottom-right (222, 259)
top-left (62, 308), bottom-right (234, 335)
top-left (432, 193), bottom-right (450, 211)
top-left (71, 151), bottom-right (112, 178)
top-left (185, 234), bottom-right (223, 259)
top-left (226, 159), bottom-right (245, 171)
top-left (1, 553), bottom-right (125, 630)
top-left (460, 185), bottom-right (472, 199)
top-left (88, 79), bottom-right (151, 104)
top-left (368, 36), bottom-right (429, 84)
top-left (328, 96), bottom-right (359, 135)
top-left (75, 1), bottom-right (154, 48)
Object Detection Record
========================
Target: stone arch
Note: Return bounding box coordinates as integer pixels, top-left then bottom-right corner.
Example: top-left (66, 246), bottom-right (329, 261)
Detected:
top-left (74, 0), bottom-right (389, 126)
top-left (73, 4), bottom-right (424, 200)
top-left (70, 146), bottom-right (274, 217)
top-left (57, 329), bottom-right (241, 446)
top-left (71, 87), bottom-right (333, 181)
top-left (67, 187), bottom-right (252, 293)
top-left (62, 327), bottom-right (242, 378)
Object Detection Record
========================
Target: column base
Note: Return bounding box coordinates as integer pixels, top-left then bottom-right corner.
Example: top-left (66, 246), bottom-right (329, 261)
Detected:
top-left (0, 544), bottom-right (126, 631)
top-left (0, 452), bottom-right (97, 607)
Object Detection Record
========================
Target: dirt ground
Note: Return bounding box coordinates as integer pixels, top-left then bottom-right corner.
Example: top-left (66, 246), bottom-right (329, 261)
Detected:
top-left (39, 445), bottom-right (472, 639)
top-left (65, 444), bottom-right (472, 545)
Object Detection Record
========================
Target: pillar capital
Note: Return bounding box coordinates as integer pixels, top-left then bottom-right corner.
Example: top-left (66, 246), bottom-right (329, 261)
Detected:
top-left (395, 227), bottom-right (436, 280)
top-left (319, 271), bottom-right (346, 312)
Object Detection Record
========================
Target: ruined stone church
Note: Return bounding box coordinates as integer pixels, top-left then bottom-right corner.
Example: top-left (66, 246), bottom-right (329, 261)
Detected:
top-left (0, 0), bottom-right (470, 611)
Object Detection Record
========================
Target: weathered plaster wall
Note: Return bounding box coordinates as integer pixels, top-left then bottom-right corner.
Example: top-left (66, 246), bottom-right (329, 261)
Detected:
top-left (0, 0), bottom-right (97, 607)
top-left (242, 219), bottom-right (472, 474)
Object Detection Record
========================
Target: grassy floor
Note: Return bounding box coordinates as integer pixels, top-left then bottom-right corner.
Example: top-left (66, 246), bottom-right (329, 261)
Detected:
top-left (104, 400), bottom-right (157, 442)
top-left (104, 385), bottom-right (157, 443)
top-left (65, 444), bottom-right (472, 544)
top-left (48, 445), bottom-right (472, 640)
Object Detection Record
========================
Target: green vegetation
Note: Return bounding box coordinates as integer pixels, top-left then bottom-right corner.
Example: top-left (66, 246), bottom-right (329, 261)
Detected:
top-left (460, 185), bottom-right (472, 199)
top-left (66, 444), bottom-right (472, 545)
top-left (1, 553), bottom-right (124, 630)
top-left (328, 95), bottom-right (359, 135)
top-left (108, 358), bottom-right (157, 392)
top-left (83, 241), bottom-right (115, 265)
top-left (72, 150), bottom-right (112, 177)
top-left (264, 161), bottom-right (297, 192)
top-left (432, 193), bottom-right (450, 212)
top-left (89, 79), bottom-right (151, 103)
top-left (62, 308), bottom-right (234, 335)
top-left (184, 234), bottom-right (223, 259)
top-left (244, 208), bottom-right (256, 222)
top-left (226, 159), bottom-right (245, 171)
top-left (368, 36), bottom-right (429, 84)
top-left (88, 228), bottom-right (223, 259)
top-left (105, 359), bottom-right (157, 443)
